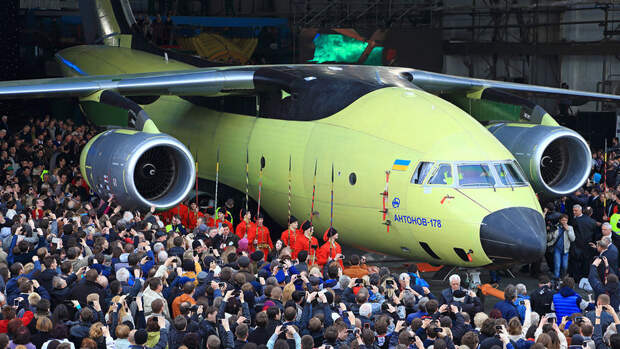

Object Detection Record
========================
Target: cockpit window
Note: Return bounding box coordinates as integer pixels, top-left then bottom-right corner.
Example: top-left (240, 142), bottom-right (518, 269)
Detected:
top-left (428, 164), bottom-right (453, 185)
top-left (495, 162), bottom-right (527, 185)
top-left (457, 164), bottom-right (496, 187)
top-left (411, 162), bottom-right (434, 184)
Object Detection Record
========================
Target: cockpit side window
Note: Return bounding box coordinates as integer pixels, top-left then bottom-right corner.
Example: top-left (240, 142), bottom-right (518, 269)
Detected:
top-left (411, 162), bottom-right (434, 184)
top-left (428, 164), bottom-right (453, 185)
top-left (496, 162), bottom-right (528, 185)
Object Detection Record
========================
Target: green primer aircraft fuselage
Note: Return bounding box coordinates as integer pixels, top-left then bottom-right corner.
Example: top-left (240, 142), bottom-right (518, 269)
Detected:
top-left (56, 45), bottom-right (544, 267)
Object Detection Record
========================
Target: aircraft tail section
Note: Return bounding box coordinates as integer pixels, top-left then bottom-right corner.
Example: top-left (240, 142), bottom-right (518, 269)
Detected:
top-left (79, 0), bottom-right (135, 46)
top-left (79, 0), bottom-right (221, 67)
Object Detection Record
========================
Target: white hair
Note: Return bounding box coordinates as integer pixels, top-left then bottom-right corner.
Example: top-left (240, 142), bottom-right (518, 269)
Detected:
top-left (153, 242), bottom-right (164, 253)
top-left (573, 204), bottom-right (582, 210)
top-left (603, 222), bottom-right (612, 230)
top-left (157, 250), bottom-right (168, 262)
top-left (399, 273), bottom-right (409, 281)
top-left (530, 311), bottom-right (540, 328)
top-left (121, 211), bottom-right (134, 224)
top-left (449, 274), bottom-right (461, 283)
top-left (515, 283), bottom-right (527, 295)
top-left (116, 268), bottom-right (130, 283)
top-left (359, 303), bottom-right (372, 318)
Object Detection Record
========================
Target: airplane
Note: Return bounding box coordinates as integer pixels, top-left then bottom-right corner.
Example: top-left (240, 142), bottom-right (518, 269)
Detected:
top-left (0, 0), bottom-right (617, 269)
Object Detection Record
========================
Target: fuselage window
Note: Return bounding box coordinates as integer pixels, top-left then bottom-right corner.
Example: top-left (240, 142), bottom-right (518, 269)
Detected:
top-left (411, 161), bottom-right (434, 184)
top-left (457, 164), bottom-right (496, 187)
top-left (428, 164), bottom-right (453, 185)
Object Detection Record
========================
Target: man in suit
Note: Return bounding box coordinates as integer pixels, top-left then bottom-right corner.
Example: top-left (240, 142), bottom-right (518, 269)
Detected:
top-left (571, 204), bottom-right (599, 280)
top-left (595, 235), bottom-right (618, 279)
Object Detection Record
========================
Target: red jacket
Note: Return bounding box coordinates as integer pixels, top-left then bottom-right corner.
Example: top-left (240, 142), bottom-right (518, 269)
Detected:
top-left (0, 310), bottom-right (33, 333)
top-left (280, 229), bottom-right (302, 248)
top-left (317, 241), bottom-right (344, 269)
top-left (235, 220), bottom-right (255, 240)
top-left (187, 211), bottom-right (204, 230)
top-left (293, 234), bottom-right (319, 261)
top-left (248, 225), bottom-right (273, 254)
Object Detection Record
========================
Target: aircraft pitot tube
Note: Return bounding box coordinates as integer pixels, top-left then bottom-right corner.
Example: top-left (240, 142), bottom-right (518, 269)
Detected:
top-left (488, 123), bottom-right (591, 197)
top-left (79, 130), bottom-right (196, 209)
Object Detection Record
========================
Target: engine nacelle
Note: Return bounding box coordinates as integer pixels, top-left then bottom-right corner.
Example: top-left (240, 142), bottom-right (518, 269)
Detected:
top-left (488, 123), bottom-right (591, 197)
top-left (80, 129), bottom-right (195, 209)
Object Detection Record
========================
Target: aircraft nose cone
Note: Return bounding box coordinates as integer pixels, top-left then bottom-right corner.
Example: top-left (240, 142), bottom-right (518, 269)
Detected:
top-left (480, 207), bottom-right (546, 264)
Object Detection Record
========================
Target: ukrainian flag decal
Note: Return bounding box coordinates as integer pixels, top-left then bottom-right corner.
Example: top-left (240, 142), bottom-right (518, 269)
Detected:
top-left (392, 159), bottom-right (411, 171)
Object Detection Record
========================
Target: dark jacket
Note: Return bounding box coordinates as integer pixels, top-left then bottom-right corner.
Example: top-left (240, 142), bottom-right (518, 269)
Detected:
top-left (70, 279), bottom-right (107, 312)
top-left (589, 264), bottom-right (620, 311)
top-left (529, 285), bottom-right (554, 316)
top-left (248, 325), bottom-right (275, 345)
top-left (493, 300), bottom-right (519, 321)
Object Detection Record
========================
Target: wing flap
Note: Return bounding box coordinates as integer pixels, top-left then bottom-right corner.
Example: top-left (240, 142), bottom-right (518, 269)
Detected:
top-left (404, 70), bottom-right (620, 105)
top-left (0, 68), bottom-right (256, 99)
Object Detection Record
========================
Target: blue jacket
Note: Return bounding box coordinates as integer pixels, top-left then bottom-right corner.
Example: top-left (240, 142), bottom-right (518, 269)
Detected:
top-left (493, 300), bottom-right (520, 321)
top-left (552, 287), bottom-right (582, 324)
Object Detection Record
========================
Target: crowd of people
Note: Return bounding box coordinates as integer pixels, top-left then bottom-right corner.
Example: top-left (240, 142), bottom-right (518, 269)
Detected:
top-left (0, 113), bottom-right (618, 349)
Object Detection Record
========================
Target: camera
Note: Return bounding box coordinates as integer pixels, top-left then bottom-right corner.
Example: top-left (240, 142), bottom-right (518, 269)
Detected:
top-left (386, 280), bottom-right (394, 286)
top-left (576, 317), bottom-right (584, 323)
top-left (219, 282), bottom-right (226, 288)
top-left (190, 305), bottom-right (199, 312)
top-left (495, 325), bottom-right (502, 331)
top-left (355, 279), bottom-right (364, 285)
top-left (364, 323), bottom-right (370, 329)
top-left (519, 300), bottom-right (524, 305)
top-left (433, 327), bottom-right (443, 333)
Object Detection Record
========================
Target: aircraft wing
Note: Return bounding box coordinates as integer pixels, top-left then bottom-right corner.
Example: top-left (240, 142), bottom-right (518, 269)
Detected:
top-left (0, 68), bottom-right (256, 99)
top-left (402, 69), bottom-right (620, 105)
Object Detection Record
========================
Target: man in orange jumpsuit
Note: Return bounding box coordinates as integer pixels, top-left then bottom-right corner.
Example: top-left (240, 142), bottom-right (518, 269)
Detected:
top-left (293, 220), bottom-right (319, 265)
top-left (215, 207), bottom-right (233, 232)
top-left (280, 216), bottom-right (300, 248)
top-left (235, 209), bottom-right (254, 240)
top-left (317, 227), bottom-right (344, 269)
top-left (248, 212), bottom-right (273, 257)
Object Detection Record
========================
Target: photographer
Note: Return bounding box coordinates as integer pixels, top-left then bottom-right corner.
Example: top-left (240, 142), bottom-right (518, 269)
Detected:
top-left (590, 256), bottom-right (620, 311)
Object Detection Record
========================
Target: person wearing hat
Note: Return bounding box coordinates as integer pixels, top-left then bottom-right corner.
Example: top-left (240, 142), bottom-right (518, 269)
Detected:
top-left (235, 209), bottom-right (255, 241)
top-left (248, 212), bottom-right (273, 256)
top-left (280, 216), bottom-right (301, 248)
top-left (293, 220), bottom-right (319, 265)
top-left (317, 227), bottom-right (343, 269)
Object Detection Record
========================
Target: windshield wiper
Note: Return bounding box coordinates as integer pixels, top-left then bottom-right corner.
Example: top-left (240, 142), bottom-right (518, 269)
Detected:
top-left (480, 165), bottom-right (495, 192)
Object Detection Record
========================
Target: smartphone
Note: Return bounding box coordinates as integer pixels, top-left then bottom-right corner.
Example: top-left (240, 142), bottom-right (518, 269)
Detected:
top-left (52, 237), bottom-right (61, 244)
top-left (355, 278), bottom-right (364, 285)
top-left (13, 299), bottom-right (18, 307)
top-left (346, 329), bottom-right (354, 334)
top-left (386, 280), bottom-right (394, 286)
top-left (433, 327), bottom-right (443, 333)
top-left (576, 316), bottom-right (584, 323)
top-left (219, 282), bottom-right (226, 288)
top-left (339, 255), bottom-right (345, 260)
top-left (519, 300), bottom-right (524, 305)
top-left (495, 325), bottom-right (502, 331)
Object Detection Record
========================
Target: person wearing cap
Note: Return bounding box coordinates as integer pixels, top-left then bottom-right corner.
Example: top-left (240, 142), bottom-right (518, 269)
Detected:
top-left (293, 220), bottom-right (319, 264)
top-left (317, 227), bottom-right (344, 269)
top-left (281, 216), bottom-right (300, 248)
top-left (248, 212), bottom-right (273, 256)
top-left (235, 209), bottom-right (255, 240)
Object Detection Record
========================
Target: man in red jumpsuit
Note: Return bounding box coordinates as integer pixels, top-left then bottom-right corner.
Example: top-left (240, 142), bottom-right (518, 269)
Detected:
top-left (235, 209), bottom-right (254, 240)
top-left (187, 202), bottom-right (204, 231)
top-left (248, 212), bottom-right (273, 257)
top-left (317, 227), bottom-right (344, 269)
top-left (280, 216), bottom-right (300, 248)
top-left (293, 220), bottom-right (318, 265)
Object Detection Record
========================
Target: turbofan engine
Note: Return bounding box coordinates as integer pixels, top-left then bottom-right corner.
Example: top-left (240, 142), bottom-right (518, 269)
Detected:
top-left (488, 123), bottom-right (591, 197)
top-left (80, 129), bottom-right (195, 209)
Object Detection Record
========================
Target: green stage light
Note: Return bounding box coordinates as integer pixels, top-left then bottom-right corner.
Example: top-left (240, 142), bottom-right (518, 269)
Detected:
top-left (309, 34), bottom-right (383, 65)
